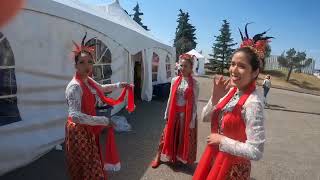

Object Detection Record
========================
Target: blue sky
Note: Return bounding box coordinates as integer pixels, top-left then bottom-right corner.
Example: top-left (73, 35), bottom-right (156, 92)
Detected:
top-left (79, 0), bottom-right (320, 69)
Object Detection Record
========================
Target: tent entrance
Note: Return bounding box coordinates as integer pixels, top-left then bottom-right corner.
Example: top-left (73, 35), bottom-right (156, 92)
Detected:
top-left (195, 58), bottom-right (199, 74)
top-left (132, 52), bottom-right (143, 100)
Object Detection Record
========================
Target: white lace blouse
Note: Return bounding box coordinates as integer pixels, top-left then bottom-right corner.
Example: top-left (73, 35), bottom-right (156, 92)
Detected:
top-left (65, 77), bottom-right (120, 126)
top-left (201, 88), bottom-right (266, 161)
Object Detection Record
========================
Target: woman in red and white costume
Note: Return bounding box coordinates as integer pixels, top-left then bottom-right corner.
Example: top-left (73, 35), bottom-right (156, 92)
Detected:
top-left (193, 24), bottom-right (272, 180)
top-left (65, 33), bottom-right (134, 180)
top-left (151, 53), bottom-right (199, 168)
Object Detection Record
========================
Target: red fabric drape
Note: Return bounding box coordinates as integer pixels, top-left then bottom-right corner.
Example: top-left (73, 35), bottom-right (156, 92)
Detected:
top-left (73, 72), bottom-right (135, 176)
top-left (193, 82), bottom-right (256, 180)
top-left (162, 75), bottom-right (194, 163)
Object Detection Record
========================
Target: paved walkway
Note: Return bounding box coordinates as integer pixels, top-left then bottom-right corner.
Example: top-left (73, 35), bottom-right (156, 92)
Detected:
top-left (2, 77), bottom-right (320, 180)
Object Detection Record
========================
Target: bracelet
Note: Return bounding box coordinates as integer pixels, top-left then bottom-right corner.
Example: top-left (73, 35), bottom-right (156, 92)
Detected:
top-left (116, 82), bottom-right (120, 88)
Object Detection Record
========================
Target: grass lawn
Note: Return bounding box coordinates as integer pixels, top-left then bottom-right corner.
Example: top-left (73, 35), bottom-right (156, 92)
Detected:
top-left (258, 70), bottom-right (320, 92)
top-left (204, 68), bottom-right (320, 95)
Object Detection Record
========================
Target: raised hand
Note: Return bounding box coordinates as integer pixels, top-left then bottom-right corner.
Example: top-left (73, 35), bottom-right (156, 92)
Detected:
top-left (211, 75), bottom-right (231, 105)
top-left (119, 82), bottom-right (131, 88)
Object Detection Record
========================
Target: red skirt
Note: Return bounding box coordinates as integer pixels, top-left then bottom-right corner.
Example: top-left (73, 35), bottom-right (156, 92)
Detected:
top-left (193, 147), bottom-right (251, 180)
top-left (158, 112), bottom-right (197, 164)
top-left (65, 120), bottom-right (106, 180)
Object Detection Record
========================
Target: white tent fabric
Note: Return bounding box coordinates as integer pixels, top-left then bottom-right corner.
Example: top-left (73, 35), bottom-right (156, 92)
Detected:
top-left (0, 0), bottom-right (175, 175)
top-left (153, 48), bottom-right (173, 85)
top-left (141, 49), bottom-right (153, 101)
top-left (187, 49), bottom-right (205, 59)
top-left (187, 49), bottom-right (205, 75)
top-left (95, 1), bottom-right (162, 43)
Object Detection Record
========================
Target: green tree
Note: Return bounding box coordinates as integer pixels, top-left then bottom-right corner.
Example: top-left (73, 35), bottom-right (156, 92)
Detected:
top-left (173, 9), bottom-right (197, 61)
top-left (277, 48), bottom-right (313, 81)
top-left (265, 44), bottom-right (271, 58)
top-left (132, 3), bottom-right (149, 31)
top-left (210, 20), bottom-right (237, 74)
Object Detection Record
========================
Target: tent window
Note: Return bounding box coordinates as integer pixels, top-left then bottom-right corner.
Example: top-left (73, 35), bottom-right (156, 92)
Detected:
top-left (165, 55), bottom-right (171, 78)
top-left (0, 32), bottom-right (21, 126)
top-left (152, 53), bottom-right (159, 82)
top-left (85, 38), bottom-right (112, 86)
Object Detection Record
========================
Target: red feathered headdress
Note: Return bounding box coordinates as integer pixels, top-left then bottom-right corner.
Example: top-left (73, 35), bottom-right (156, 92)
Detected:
top-left (239, 23), bottom-right (273, 60)
top-left (179, 53), bottom-right (194, 61)
top-left (72, 32), bottom-right (95, 58)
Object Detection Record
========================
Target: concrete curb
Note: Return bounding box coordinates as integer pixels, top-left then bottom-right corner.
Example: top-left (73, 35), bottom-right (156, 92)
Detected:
top-left (264, 107), bottom-right (320, 116)
top-left (256, 83), bottom-right (320, 97)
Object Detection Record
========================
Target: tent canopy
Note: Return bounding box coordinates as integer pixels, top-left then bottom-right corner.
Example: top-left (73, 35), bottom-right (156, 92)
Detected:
top-left (28, 0), bottom-right (174, 55)
top-left (186, 49), bottom-right (205, 75)
top-left (186, 49), bottom-right (205, 59)
top-left (0, 0), bottom-right (175, 175)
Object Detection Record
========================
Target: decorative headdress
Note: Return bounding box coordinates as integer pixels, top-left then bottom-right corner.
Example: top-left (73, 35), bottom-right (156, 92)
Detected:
top-left (238, 23), bottom-right (273, 60)
top-left (179, 53), bottom-right (195, 68)
top-left (72, 32), bottom-right (96, 58)
top-left (179, 53), bottom-right (194, 61)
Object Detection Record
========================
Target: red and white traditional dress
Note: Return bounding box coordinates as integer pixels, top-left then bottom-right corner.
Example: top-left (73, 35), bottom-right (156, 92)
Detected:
top-left (65, 72), bottom-right (134, 180)
top-left (157, 75), bottom-right (199, 164)
top-left (193, 82), bottom-right (265, 180)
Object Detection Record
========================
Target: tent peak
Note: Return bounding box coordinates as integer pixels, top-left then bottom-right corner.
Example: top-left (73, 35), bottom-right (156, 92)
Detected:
top-left (187, 49), bottom-right (205, 58)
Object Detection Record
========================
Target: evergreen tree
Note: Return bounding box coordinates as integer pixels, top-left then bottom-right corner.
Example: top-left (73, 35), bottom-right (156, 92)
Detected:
top-left (173, 9), bottom-right (197, 61)
top-left (265, 44), bottom-right (271, 58)
top-left (132, 3), bottom-right (149, 31)
top-left (210, 20), bottom-right (236, 74)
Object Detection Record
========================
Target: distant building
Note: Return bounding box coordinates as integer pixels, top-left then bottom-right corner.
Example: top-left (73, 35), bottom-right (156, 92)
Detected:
top-left (265, 55), bottom-right (315, 75)
top-left (314, 69), bottom-right (320, 79)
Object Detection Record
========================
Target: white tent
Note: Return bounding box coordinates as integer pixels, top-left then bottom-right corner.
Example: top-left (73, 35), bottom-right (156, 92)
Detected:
top-left (186, 49), bottom-right (205, 75)
top-left (0, 0), bottom-right (175, 175)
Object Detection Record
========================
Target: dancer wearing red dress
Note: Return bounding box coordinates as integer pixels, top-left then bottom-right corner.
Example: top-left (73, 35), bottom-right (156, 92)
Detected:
top-left (65, 33), bottom-right (134, 180)
top-left (193, 24), bottom-right (272, 180)
top-left (152, 54), bottom-right (199, 168)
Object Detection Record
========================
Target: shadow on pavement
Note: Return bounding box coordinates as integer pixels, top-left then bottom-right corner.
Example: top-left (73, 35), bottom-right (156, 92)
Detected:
top-left (1, 99), bottom-right (169, 180)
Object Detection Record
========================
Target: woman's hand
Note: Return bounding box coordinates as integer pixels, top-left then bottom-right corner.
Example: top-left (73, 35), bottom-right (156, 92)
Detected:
top-left (119, 82), bottom-right (131, 88)
top-left (211, 75), bottom-right (231, 105)
top-left (206, 133), bottom-right (224, 145)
